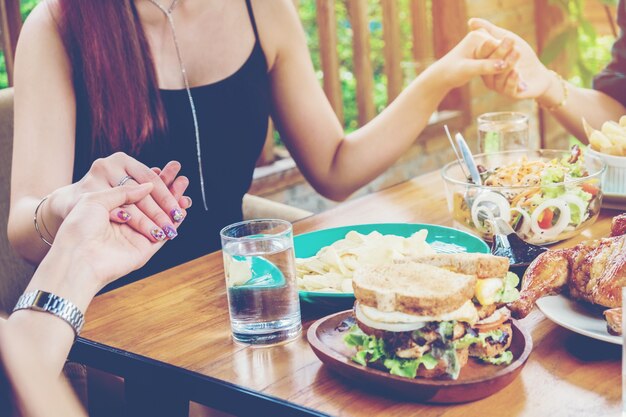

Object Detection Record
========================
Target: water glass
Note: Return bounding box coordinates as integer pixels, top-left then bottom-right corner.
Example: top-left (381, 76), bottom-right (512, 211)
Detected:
top-left (477, 112), bottom-right (529, 153)
top-left (220, 219), bottom-right (301, 345)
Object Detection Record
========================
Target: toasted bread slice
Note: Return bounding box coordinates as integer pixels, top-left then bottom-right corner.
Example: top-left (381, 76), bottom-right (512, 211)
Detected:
top-left (352, 262), bottom-right (476, 316)
top-left (404, 253), bottom-right (509, 279)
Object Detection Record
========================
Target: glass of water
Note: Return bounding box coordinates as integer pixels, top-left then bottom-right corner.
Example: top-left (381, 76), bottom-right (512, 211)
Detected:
top-left (220, 219), bottom-right (301, 345)
top-left (477, 112), bottom-right (529, 153)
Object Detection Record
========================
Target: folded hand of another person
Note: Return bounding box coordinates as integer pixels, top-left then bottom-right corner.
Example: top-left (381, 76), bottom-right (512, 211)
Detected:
top-left (56, 183), bottom-right (189, 291)
top-left (469, 18), bottom-right (553, 100)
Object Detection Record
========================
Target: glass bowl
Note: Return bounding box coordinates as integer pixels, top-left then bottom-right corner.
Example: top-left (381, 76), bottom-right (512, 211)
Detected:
top-left (441, 149), bottom-right (606, 245)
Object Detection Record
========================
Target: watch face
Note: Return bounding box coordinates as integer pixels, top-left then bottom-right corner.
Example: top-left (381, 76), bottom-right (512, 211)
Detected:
top-left (32, 291), bottom-right (52, 310)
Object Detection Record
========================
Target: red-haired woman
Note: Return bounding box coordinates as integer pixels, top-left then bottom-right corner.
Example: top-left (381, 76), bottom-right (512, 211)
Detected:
top-left (8, 0), bottom-right (514, 283)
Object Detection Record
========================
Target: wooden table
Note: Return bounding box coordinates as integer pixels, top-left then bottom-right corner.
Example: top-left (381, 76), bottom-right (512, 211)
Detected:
top-left (69, 171), bottom-right (623, 417)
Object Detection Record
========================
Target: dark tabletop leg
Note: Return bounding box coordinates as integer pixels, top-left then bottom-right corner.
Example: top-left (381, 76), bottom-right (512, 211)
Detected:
top-left (125, 376), bottom-right (189, 417)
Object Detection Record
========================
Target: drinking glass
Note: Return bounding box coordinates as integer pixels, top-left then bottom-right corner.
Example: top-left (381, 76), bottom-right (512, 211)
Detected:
top-left (220, 219), bottom-right (301, 345)
top-left (477, 112), bottom-right (529, 153)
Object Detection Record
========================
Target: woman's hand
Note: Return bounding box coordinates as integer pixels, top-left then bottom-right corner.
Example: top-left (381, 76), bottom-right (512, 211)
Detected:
top-left (469, 18), bottom-right (554, 100)
top-left (429, 29), bottom-right (515, 90)
top-left (52, 184), bottom-right (183, 290)
top-left (46, 152), bottom-right (189, 243)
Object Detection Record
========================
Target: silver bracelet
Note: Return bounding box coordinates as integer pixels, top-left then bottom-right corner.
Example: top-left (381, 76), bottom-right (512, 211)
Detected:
top-left (13, 290), bottom-right (85, 338)
top-left (34, 196), bottom-right (54, 247)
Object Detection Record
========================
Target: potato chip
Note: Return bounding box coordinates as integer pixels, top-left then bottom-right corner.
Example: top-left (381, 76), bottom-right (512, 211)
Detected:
top-left (296, 230), bottom-right (434, 293)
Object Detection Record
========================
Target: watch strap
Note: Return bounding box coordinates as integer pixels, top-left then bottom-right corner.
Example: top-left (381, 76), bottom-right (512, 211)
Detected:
top-left (13, 290), bottom-right (85, 338)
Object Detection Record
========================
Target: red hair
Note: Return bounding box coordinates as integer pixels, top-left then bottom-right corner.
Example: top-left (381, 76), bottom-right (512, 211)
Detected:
top-left (57, 1), bottom-right (166, 155)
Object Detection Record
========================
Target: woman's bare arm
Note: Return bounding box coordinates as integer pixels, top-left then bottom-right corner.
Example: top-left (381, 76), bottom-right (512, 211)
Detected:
top-left (255, 0), bottom-right (510, 201)
top-left (536, 71), bottom-right (626, 140)
top-left (9, 2), bottom-right (76, 263)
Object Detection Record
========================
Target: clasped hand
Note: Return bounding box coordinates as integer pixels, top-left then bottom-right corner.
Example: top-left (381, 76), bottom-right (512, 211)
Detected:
top-left (47, 152), bottom-right (192, 244)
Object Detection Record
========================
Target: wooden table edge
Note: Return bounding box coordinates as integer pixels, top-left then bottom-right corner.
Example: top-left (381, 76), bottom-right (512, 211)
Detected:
top-left (70, 337), bottom-right (330, 417)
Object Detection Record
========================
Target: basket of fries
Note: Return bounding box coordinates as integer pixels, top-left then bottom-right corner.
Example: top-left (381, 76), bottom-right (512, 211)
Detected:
top-left (583, 118), bottom-right (626, 195)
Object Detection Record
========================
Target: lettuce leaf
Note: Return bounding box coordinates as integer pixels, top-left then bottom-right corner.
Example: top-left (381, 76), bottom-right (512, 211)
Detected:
top-left (541, 166), bottom-right (565, 185)
top-left (383, 354), bottom-right (438, 378)
top-left (453, 329), bottom-right (507, 349)
top-left (438, 321), bottom-right (456, 342)
top-left (344, 326), bottom-right (440, 378)
top-left (478, 350), bottom-right (514, 366)
top-left (498, 272), bottom-right (520, 303)
top-left (565, 188), bottom-right (592, 225)
top-left (344, 326), bottom-right (386, 365)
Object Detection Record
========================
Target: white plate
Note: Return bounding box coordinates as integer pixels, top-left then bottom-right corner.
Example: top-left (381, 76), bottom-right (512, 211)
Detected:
top-left (536, 295), bottom-right (621, 345)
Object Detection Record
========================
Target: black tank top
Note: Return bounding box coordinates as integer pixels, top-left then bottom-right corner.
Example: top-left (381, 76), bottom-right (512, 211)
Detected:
top-left (72, 0), bottom-right (270, 287)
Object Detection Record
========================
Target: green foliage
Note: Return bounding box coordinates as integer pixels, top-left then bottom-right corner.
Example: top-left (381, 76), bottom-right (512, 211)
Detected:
top-left (541, 0), bottom-right (615, 87)
top-left (21, 0), bottom-right (39, 19)
top-left (0, 0), bottom-right (40, 89)
top-left (0, 51), bottom-right (7, 89)
top-left (296, 0), bottom-right (415, 133)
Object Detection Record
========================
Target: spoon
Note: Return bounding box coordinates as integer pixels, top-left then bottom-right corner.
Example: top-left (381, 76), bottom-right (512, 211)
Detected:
top-left (444, 125), bottom-right (470, 179)
top-left (455, 132), bottom-right (482, 185)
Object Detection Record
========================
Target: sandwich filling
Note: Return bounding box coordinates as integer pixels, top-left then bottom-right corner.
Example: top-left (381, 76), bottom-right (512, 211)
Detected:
top-left (345, 256), bottom-right (521, 380)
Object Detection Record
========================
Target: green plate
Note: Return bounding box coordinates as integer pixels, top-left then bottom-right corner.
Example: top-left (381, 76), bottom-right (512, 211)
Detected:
top-left (295, 223), bottom-right (489, 311)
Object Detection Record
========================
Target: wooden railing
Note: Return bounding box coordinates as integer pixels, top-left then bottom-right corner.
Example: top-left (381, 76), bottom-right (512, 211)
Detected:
top-left (312, 0), bottom-right (470, 128)
top-left (0, 0), bottom-right (20, 86)
top-left (257, 0), bottom-right (471, 166)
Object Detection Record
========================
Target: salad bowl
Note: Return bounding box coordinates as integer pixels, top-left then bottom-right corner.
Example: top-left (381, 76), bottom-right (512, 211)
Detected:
top-left (441, 149), bottom-right (606, 245)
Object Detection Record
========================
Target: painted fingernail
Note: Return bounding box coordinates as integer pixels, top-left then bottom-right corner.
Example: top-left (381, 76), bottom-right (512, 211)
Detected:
top-left (495, 60), bottom-right (506, 70)
top-left (518, 81), bottom-right (528, 92)
top-left (163, 225), bottom-right (178, 240)
top-left (171, 208), bottom-right (185, 222)
top-left (151, 228), bottom-right (166, 241)
top-left (117, 210), bottom-right (131, 222)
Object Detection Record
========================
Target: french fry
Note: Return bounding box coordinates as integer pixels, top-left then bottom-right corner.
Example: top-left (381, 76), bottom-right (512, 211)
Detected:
top-left (584, 116), bottom-right (626, 156)
top-left (589, 130), bottom-right (613, 151)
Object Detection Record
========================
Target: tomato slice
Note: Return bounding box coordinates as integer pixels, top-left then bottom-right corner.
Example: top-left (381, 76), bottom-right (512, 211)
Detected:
top-left (581, 182), bottom-right (599, 196)
top-left (538, 208), bottom-right (554, 229)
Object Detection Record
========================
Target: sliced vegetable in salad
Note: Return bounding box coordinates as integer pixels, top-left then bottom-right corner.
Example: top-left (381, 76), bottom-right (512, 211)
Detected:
top-left (453, 146), bottom-right (602, 244)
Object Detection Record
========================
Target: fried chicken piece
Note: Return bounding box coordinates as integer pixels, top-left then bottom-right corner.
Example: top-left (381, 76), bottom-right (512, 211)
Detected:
top-left (508, 249), bottom-right (570, 319)
top-left (510, 235), bottom-right (626, 319)
top-left (604, 308), bottom-right (622, 335)
top-left (611, 214), bottom-right (626, 237)
top-left (509, 214), bottom-right (626, 332)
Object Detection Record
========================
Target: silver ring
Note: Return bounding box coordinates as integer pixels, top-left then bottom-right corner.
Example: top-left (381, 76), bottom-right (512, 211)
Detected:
top-left (117, 175), bottom-right (134, 187)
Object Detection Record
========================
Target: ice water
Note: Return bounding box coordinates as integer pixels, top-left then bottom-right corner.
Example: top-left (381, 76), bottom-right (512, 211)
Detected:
top-left (223, 237), bottom-right (301, 345)
top-left (477, 112), bottom-right (529, 153)
top-left (478, 124), bottom-right (529, 153)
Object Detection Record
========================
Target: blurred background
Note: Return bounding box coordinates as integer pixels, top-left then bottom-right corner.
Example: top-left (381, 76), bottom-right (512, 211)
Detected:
top-left (0, 0), bottom-right (618, 212)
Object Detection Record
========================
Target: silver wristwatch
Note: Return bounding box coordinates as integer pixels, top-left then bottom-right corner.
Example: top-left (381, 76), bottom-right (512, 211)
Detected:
top-left (13, 290), bottom-right (85, 338)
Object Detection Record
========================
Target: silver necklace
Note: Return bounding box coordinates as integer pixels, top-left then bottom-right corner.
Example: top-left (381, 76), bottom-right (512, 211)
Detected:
top-left (148, 0), bottom-right (209, 211)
